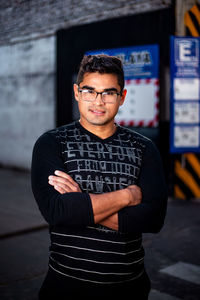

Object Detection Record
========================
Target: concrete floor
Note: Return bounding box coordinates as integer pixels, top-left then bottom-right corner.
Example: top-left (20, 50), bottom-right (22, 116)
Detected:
top-left (0, 168), bottom-right (200, 299)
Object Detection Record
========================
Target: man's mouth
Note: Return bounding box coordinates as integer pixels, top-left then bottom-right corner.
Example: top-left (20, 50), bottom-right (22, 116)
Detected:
top-left (89, 108), bottom-right (106, 115)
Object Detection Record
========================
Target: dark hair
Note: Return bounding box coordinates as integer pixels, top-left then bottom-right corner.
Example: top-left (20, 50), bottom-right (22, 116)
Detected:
top-left (76, 54), bottom-right (124, 91)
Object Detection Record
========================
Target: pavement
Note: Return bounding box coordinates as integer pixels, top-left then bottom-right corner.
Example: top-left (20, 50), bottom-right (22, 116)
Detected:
top-left (0, 168), bottom-right (200, 300)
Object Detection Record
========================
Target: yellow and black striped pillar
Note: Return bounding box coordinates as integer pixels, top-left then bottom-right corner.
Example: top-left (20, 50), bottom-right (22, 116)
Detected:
top-left (174, 3), bottom-right (200, 200)
top-left (184, 2), bottom-right (200, 36)
top-left (174, 154), bottom-right (200, 199)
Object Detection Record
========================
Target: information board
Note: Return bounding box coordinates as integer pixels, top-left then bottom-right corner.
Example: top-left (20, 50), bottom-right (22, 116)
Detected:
top-left (86, 44), bottom-right (159, 127)
top-left (170, 36), bottom-right (200, 153)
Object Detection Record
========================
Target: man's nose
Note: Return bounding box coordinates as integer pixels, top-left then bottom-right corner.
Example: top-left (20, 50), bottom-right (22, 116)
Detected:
top-left (94, 93), bottom-right (104, 105)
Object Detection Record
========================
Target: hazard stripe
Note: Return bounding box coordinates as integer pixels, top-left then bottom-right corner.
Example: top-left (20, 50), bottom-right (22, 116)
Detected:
top-left (184, 4), bottom-right (200, 37)
top-left (188, 10), bottom-right (200, 35)
top-left (184, 159), bottom-right (199, 186)
top-left (185, 154), bottom-right (200, 178)
top-left (174, 185), bottom-right (186, 200)
top-left (184, 11), bottom-right (200, 37)
top-left (175, 170), bottom-right (197, 198)
top-left (175, 161), bottom-right (200, 197)
top-left (190, 3), bottom-right (200, 25)
top-left (185, 25), bottom-right (193, 36)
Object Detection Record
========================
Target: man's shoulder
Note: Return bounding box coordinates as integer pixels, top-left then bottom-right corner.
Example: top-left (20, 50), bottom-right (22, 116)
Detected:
top-left (118, 125), bottom-right (152, 146)
top-left (118, 126), bottom-right (160, 158)
top-left (43, 121), bottom-right (77, 137)
top-left (35, 122), bottom-right (77, 146)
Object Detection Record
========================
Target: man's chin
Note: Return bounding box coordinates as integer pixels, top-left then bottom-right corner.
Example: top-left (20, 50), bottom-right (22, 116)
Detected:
top-left (88, 119), bottom-right (110, 126)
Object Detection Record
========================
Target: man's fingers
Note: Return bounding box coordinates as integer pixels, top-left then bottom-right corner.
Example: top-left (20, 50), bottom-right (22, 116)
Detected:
top-left (54, 185), bottom-right (66, 194)
top-left (49, 180), bottom-right (77, 193)
top-left (48, 173), bottom-right (81, 193)
top-left (48, 171), bottom-right (81, 193)
top-left (54, 170), bottom-right (75, 184)
top-left (49, 174), bottom-right (78, 188)
top-left (49, 178), bottom-right (78, 192)
top-left (49, 175), bottom-right (71, 185)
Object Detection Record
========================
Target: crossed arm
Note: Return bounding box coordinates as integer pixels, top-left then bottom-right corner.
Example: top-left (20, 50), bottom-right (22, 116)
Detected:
top-left (31, 133), bottom-right (167, 234)
top-left (48, 170), bottom-right (142, 231)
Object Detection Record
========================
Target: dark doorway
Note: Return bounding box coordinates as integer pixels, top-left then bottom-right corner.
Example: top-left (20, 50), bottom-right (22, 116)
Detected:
top-left (56, 7), bottom-right (174, 127)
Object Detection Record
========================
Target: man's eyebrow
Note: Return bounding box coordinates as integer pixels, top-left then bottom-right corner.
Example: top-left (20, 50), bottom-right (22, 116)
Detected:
top-left (80, 86), bottom-right (119, 92)
top-left (80, 85), bottom-right (94, 90)
top-left (103, 88), bottom-right (118, 92)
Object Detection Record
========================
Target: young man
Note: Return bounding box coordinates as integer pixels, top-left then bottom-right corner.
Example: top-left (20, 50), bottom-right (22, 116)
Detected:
top-left (31, 54), bottom-right (168, 299)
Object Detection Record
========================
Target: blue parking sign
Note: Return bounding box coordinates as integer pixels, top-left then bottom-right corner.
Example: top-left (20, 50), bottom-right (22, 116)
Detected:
top-left (170, 36), bottom-right (200, 153)
top-left (175, 39), bottom-right (199, 65)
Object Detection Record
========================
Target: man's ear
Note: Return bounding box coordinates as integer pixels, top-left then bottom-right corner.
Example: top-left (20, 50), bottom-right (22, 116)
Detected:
top-left (119, 89), bottom-right (127, 106)
top-left (73, 84), bottom-right (79, 101)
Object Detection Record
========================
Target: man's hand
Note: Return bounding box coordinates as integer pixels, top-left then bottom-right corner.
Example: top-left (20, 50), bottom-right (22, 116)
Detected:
top-left (48, 171), bottom-right (142, 230)
top-left (126, 185), bottom-right (142, 206)
top-left (48, 170), bottom-right (82, 194)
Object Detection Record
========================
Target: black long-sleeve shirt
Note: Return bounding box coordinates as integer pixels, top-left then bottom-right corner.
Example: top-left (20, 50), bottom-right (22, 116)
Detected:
top-left (31, 121), bottom-right (167, 285)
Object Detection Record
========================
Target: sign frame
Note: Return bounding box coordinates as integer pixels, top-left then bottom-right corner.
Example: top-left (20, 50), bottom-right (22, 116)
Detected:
top-left (86, 44), bottom-right (160, 127)
top-left (170, 36), bottom-right (200, 153)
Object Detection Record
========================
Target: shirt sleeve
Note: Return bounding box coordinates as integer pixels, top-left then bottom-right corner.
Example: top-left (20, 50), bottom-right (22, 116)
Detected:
top-left (118, 139), bottom-right (168, 234)
top-left (31, 132), bottom-right (94, 228)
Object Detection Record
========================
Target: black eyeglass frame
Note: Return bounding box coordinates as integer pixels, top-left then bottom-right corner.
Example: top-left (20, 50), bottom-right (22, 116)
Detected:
top-left (77, 86), bottom-right (122, 102)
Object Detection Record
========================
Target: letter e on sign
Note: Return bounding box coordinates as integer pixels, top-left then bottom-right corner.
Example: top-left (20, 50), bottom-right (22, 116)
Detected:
top-left (179, 42), bottom-right (191, 61)
top-left (175, 39), bottom-right (199, 66)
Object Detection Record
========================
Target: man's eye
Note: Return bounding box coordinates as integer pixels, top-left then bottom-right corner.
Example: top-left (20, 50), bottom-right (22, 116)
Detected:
top-left (83, 90), bottom-right (94, 94)
top-left (105, 91), bottom-right (115, 96)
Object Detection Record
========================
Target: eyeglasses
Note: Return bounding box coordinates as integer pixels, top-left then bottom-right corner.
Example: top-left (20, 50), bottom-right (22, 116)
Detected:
top-left (78, 87), bottom-right (121, 103)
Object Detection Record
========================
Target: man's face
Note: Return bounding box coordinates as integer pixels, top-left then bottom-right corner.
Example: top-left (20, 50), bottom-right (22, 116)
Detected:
top-left (74, 72), bottom-right (126, 129)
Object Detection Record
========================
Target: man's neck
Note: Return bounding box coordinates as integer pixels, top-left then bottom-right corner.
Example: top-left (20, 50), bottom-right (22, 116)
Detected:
top-left (79, 120), bottom-right (116, 140)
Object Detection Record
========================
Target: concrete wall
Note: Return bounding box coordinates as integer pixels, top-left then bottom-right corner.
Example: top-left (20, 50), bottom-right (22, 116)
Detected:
top-left (0, 0), bottom-right (172, 170)
top-left (0, 36), bottom-right (55, 169)
top-left (0, 0), bottom-right (172, 46)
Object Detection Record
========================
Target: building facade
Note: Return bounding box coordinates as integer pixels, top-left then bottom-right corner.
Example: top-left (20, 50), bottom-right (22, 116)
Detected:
top-left (0, 0), bottom-right (191, 170)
